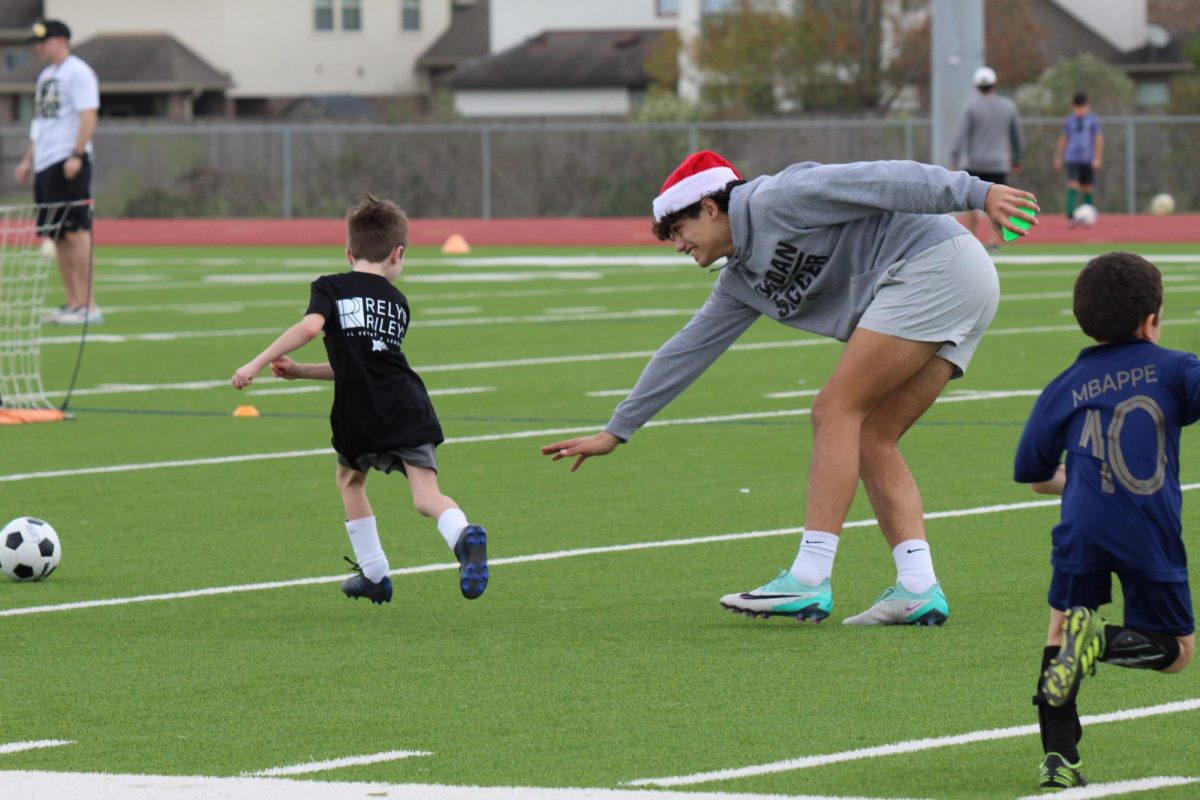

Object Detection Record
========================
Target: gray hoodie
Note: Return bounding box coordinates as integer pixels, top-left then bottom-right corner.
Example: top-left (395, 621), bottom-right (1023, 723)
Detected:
top-left (604, 160), bottom-right (993, 442)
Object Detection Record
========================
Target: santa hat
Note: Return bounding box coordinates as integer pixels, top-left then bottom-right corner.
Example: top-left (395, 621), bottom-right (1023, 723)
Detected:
top-left (652, 151), bottom-right (742, 222)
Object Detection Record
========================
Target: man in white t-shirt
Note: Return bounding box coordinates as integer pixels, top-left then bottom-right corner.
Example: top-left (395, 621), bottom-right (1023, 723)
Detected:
top-left (14, 19), bottom-right (101, 325)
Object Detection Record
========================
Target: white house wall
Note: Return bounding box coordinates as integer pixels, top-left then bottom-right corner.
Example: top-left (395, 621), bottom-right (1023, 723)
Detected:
top-left (453, 87), bottom-right (632, 116)
top-left (45, 0), bottom-right (451, 96)
top-left (488, 0), bottom-right (675, 52)
top-left (1049, 0), bottom-right (1147, 52)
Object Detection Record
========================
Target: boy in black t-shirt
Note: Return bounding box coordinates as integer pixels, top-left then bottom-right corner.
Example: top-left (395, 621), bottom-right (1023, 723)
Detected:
top-left (232, 193), bottom-right (487, 604)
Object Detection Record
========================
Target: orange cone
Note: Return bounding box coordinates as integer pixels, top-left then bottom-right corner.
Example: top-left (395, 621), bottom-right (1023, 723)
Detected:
top-left (233, 405), bottom-right (260, 417)
top-left (441, 234), bottom-right (471, 254)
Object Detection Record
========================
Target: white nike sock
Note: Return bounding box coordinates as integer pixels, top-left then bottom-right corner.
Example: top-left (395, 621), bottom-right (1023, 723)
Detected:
top-left (345, 516), bottom-right (389, 582)
top-left (437, 507), bottom-right (469, 550)
top-left (789, 530), bottom-right (839, 585)
top-left (894, 539), bottom-right (937, 593)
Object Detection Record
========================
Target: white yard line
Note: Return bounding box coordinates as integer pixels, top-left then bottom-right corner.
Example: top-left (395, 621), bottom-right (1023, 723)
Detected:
top-left (0, 741), bottom-right (74, 755)
top-left (0, 771), bottom-right (926, 800)
top-left (1013, 776), bottom-right (1200, 799)
top-left (625, 700), bottom-right (1200, 788)
top-left (1, 389), bottom-right (1042, 484)
top-left (243, 750), bottom-right (433, 777)
top-left (0, 488), bottom-right (1107, 618)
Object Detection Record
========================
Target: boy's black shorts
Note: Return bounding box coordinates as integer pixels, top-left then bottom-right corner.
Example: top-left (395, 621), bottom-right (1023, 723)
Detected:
top-left (336, 444), bottom-right (438, 476)
top-left (34, 156), bottom-right (92, 239)
top-left (1065, 162), bottom-right (1096, 186)
top-left (1049, 567), bottom-right (1194, 636)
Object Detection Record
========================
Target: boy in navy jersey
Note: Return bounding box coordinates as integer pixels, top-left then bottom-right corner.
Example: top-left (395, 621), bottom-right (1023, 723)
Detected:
top-left (1014, 252), bottom-right (1196, 789)
top-left (232, 193), bottom-right (487, 605)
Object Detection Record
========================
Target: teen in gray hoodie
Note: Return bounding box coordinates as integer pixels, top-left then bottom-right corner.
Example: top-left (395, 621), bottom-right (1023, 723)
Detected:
top-left (542, 151), bottom-right (1038, 626)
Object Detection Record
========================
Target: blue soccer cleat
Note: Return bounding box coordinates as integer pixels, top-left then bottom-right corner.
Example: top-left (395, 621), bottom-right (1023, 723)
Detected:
top-left (454, 525), bottom-right (488, 599)
top-left (340, 557), bottom-right (393, 605)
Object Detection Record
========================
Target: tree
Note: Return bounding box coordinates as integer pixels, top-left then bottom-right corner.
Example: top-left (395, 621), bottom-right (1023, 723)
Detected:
top-left (1016, 54), bottom-right (1135, 116)
top-left (886, 0), bottom-right (1048, 109)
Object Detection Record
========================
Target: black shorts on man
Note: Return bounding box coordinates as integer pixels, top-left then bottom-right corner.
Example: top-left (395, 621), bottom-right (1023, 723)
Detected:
top-left (34, 155), bottom-right (92, 238)
top-left (966, 170), bottom-right (1007, 186)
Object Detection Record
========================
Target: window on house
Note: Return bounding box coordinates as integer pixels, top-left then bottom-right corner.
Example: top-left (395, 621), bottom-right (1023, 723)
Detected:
top-left (342, 0), bottom-right (362, 31)
top-left (702, 0), bottom-right (733, 13)
top-left (314, 0), bottom-right (334, 30)
top-left (657, 0), bottom-right (679, 16)
top-left (402, 0), bottom-right (421, 31)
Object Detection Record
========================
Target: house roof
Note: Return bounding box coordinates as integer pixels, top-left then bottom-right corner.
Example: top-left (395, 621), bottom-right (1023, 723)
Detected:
top-left (446, 29), bottom-right (666, 89)
top-left (0, 32), bottom-right (231, 92)
top-left (1029, 0), bottom-right (1120, 63)
top-left (417, 0), bottom-right (489, 72)
top-left (0, 0), bottom-right (43, 43)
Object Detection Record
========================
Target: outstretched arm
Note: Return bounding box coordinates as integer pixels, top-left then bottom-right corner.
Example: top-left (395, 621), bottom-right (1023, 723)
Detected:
top-left (232, 313), bottom-right (325, 389)
top-left (271, 356), bottom-right (334, 381)
top-left (541, 280), bottom-right (759, 471)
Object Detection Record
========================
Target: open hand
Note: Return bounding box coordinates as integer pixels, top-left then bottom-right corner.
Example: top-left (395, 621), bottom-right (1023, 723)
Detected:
top-left (540, 431), bottom-right (621, 472)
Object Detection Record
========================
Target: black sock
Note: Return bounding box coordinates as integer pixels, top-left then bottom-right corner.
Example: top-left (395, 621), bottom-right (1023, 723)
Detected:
top-left (1100, 625), bottom-right (1180, 670)
top-left (1035, 645), bottom-right (1082, 761)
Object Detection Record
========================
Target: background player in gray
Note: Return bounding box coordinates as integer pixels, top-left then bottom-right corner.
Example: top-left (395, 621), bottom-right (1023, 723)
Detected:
top-left (950, 66), bottom-right (1024, 251)
top-left (543, 150), bottom-right (1038, 626)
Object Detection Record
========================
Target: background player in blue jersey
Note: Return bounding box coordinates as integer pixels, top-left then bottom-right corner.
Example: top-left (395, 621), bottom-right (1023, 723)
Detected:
top-left (1053, 92), bottom-right (1104, 225)
top-left (1014, 252), bottom-right (1196, 790)
top-left (232, 193), bottom-right (488, 605)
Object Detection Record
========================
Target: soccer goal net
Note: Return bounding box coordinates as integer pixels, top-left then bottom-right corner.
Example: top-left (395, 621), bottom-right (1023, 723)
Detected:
top-left (0, 201), bottom-right (81, 424)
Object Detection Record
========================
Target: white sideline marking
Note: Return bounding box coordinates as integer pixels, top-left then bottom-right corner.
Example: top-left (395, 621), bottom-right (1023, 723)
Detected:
top-left (1015, 776), bottom-right (1200, 799)
top-left (586, 388), bottom-right (634, 397)
top-left (246, 386), bottom-right (325, 396)
top-left (0, 490), bottom-right (1086, 618)
top-left (0, 740), bottom-right (73, 755)
top-left (993, 254), bottom-right (1200, 265)
top-left (0, 771), bottom-right (923, 800)
top-left (244, 749), bottom-right (432, 777)
top-left (764, 389), bottom-right (820, 399)
top-left (625, 700), bottom-right (1200, 788)
top-left (0, 388), bottom-right (1042, 484)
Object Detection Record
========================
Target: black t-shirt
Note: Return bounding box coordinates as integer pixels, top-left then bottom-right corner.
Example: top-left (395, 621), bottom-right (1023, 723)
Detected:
top-left (306, 271), bottom-right (443, 460)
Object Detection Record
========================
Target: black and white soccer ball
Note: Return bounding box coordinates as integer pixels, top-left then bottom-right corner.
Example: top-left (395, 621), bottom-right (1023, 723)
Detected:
top-left (0, 517), bottom-right (61, 581)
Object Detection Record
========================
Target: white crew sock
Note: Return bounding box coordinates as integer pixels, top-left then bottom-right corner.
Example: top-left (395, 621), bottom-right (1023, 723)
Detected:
top-left (894, 539), bottom-right (937, 593)
top-left (437, 507), bottom-right (469, 550)
top-left (345, 516), bottom-right (389, 582)
top-left (788, 530), bottom-right (839, 585)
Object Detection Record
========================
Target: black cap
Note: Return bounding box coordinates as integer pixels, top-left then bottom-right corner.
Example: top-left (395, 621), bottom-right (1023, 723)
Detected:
top-left (27, 20), bottom-right (71, 43)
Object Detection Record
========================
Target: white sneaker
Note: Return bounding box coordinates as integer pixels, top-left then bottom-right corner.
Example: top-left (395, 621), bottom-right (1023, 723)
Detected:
top-left (48, 306), bottom-right (103, 325)
top-left (842, 582), bottom-right (949, 626)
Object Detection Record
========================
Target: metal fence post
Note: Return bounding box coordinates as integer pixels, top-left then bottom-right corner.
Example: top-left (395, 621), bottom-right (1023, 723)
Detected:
top-left (1124, 117), bottom-right (1136, 215)
top-left (904, 118), bottom-right (914, 161)
top-left (480, 125), bottom-right (492, 219)
top-left (688, 124), bottom-right (699, 153)
top-left (281, 126), bottom-right (293, 220)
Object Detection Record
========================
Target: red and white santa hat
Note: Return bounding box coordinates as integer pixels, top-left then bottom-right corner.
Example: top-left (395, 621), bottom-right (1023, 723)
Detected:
top-left (652, 150), bottom-right (742, 222)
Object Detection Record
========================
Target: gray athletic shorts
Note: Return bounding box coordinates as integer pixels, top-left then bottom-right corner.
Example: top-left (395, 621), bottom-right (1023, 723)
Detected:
top-left (336, 444), bottom-right (438, 475)
top-left (857, 234), bottom-right (999, 378)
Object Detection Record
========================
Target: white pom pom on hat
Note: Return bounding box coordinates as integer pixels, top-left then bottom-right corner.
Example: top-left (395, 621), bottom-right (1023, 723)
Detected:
top-left (652, 150), bottom-right (742, 222)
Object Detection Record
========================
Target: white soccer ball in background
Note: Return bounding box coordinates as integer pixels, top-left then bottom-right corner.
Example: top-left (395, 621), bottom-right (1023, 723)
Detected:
top-left (39, 238), bottom-right (57, 259)
top-left (1150, 193), bottom-right (1176, 216)
top-left (0, 517), bottom-right (61, 581)
top-left (1072, 204), bottom-right (1098, 226)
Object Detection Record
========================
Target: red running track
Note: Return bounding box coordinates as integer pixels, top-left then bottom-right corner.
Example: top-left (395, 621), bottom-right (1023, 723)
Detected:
top-left (93, 214), bottom-right (1199, 248)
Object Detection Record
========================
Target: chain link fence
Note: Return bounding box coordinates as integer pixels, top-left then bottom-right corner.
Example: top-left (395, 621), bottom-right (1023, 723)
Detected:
top-left (2, 116), bottom-right (1196, 219)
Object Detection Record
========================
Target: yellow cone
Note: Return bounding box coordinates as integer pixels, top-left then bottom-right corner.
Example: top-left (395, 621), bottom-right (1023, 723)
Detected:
top-left (233, 405), bottom-right (260, 417)
top-left (441, 233), bottom-right (471, 254)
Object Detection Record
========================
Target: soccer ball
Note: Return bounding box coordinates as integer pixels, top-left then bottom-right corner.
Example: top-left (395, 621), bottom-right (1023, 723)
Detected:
top-left (1072, 204), bottom-right (1098, 226)
top-left (0, 517), bottom-right (61, 581)
top-left (1150, 193), bottom-right (1176, 216)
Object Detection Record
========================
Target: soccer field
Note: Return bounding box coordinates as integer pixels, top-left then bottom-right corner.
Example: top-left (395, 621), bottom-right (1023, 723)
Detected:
top-left (2, 242), bottom-right (1199, 799)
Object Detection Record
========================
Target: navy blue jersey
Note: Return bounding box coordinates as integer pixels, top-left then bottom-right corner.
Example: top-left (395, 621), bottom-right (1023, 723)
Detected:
top-left (307, 271), bottom-right (443, 460)
top-left (1014, 339), bottom-right (1200, 580)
